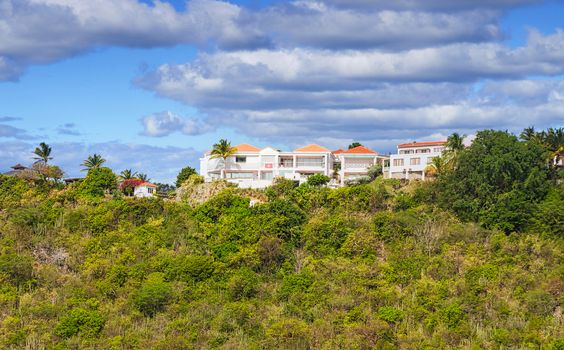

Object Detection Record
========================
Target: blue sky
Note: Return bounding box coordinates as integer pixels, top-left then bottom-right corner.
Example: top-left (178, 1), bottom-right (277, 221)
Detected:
top-left (1, 0), bottom-right (563, 183)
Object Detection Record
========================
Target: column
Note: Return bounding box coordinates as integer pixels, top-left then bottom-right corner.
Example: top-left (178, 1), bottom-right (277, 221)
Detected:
top-left (341, 157), bottom-right (346, 186)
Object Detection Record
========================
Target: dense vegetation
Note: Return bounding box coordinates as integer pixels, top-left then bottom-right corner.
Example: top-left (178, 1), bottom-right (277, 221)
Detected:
top-left (0, 129), bottom-right (562, 349)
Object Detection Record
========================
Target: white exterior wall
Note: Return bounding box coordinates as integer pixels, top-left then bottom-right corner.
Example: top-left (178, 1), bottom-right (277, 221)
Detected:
top-left (388, 145), bottom-right (445, 180)
top-left (200, 148), bottom-right (334, 189)
top-left (134, 185), bottom-right (156, 198)
top-left (338, 154), bottom-right (388, 185)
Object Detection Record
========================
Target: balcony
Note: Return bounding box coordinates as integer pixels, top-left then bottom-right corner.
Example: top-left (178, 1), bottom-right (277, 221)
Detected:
top-left (296, 157), bottom-right (325, 169)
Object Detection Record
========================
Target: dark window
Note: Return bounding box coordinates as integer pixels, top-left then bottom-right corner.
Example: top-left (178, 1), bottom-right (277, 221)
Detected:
top-left (236, 156), bottom-right (246, 163)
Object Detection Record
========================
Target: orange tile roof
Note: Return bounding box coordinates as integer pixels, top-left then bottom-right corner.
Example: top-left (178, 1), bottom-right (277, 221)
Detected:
top-left (332, 149), bottom-right (345, 154)
top-left (398, 140), bottom-right (446, 148)
top-left (234, 143), bottom-right (261, 152)
top-left (139, 182), bottom-right (157, 188)
top-left (343, 145), bottom-right (378, 154)
top-left (294, 144), bottom-right (331, 153)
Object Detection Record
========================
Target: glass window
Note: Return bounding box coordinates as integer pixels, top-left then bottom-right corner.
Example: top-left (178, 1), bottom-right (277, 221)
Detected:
top-left (261, 172), bottom-right (273, 180)
top-left (393, 159), bottom-right (404, 166)
top-left (227, 172), bottom-right (255, 179)
top-left (410, 158), bottom-right (420, 165)
top-left (235, 156), bottom-right (246, 163)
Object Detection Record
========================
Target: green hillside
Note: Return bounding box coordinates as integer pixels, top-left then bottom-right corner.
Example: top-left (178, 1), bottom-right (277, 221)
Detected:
top-left (0, 130), bottom-right (562, 349)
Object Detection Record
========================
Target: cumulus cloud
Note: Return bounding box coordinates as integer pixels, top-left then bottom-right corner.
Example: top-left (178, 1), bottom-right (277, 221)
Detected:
top-left (320, 0), bottom-right (539, 11)
top-left (139, 30), bottom-right (564, 100)
top-left (257, 3), bottom-right (502, 50)
top-left (141, 111), bottom-right (213, 137)
top-left (0, 0), bottom-right (269, 80)
top-left (0, 140), bottom-right (201, 183)
top-left (136, 28), bottom-right (564, 147)
top-left (0, 0), bottom-right (539, 80)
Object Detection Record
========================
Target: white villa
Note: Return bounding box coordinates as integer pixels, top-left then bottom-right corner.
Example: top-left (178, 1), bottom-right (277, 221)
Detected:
top-left (133, 182), bottom-right (157, 198)
top-left (333, 146), bottom-right (389, 186)
top-left (387, 140), bottom-right (446, 180)
top-left (200, 144), bottom-right (388, 188)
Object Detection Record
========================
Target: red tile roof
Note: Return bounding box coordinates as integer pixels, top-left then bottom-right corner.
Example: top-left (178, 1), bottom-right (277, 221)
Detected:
top-left (342, 145), bottom-right (378, 154)
top-left (398, 141), bottom-right (446, 148)
top-left (294, 144), bottom-right (331, 153)
top-left (139, 182), bottom-right (157, 188)
top-left (332, 149), bottom-right (345, 154)
top-left (234, 143), bottom-right (261, 152)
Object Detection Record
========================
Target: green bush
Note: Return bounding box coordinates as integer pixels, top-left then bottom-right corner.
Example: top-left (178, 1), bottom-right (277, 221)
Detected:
top-left (78, 167), bottom-right (117, 198)
top-left (132, 273), bottom-right (173, 317)
top-left (54, 308), bottom-right (105, 338)
top-left (0, 253), bottom-right (34, 287)
top-left (442, 304), bottom-right (465, 329)
top-left (193, 190), bottom-right (250, 223)
top-left (165, 255), bottom-right (215, 282)
top-left (227, 268), bottom-right (259, 301)
top-left (280, 272), bottom-right (314, 300)
top-left (266, 177), bottom-right (299, 199)
top-left (377, 306), bottom-right (404, 324)
top-left (306, 174), bottom-right (330, 187)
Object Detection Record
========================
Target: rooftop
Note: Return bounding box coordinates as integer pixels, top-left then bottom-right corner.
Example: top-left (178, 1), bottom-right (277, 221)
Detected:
top-left (342, 145), bottom-right (378, 155)
top-left (234, 143), bottom-right (261, 153)
top-left (398, 140), bottom-right (447, 148)
top-left (294, 144), bottom-right (332, 153)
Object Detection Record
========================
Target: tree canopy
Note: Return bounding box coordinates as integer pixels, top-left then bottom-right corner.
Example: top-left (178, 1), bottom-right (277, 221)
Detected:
top-left (176, 166), bottom-right (197, 187)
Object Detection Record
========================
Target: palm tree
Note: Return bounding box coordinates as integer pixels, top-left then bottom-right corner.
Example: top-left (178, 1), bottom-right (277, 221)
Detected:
top-left (443, 133), bottom-right (466, 170)
top-left (545, 128), bottom-right (564, 165)
top-left (446, 133), bottom-right (465, 153)
top-left (33, 142), bottom-right (53, 164)
top-left (120, 169), bottom-right (137, 180)
top-left (520, 126), bottom-right (537, 142)
top-left (137, 173), bottom-right (150, 182)
top-left (210, 139), bottom-right (237, 178)
top-left (427, 156), bottom-right (448, 177)
top-left (81, 154), bottom-right (106, 171)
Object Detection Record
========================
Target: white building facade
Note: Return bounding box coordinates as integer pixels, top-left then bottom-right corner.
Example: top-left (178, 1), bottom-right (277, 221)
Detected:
top-left (387, 141), bottom-right (446, 180)
top-left (334, 146), bottom-right (389, 186)
top-left (200, 144), bottom-right (335, 189)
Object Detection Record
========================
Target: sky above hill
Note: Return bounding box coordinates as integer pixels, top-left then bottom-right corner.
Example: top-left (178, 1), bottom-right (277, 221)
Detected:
top-left (1, 0), bottom-right (563, 183)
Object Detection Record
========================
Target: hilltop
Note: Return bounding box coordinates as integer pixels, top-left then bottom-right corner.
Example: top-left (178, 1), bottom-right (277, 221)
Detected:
top-left (0, 130), bottom-right (562, 349)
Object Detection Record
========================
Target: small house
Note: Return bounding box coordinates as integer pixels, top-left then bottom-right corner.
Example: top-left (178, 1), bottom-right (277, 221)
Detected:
top-left (134, 182), bottom-right (157, 198)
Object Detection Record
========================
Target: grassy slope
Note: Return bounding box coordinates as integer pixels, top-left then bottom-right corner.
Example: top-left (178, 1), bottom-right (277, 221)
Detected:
top-left (0, 178), bottom-right (562, 349)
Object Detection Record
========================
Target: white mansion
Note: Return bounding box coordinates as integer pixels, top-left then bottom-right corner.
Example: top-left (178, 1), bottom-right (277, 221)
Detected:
top-left (200, 141), bottom-right (446, 188)
top-left (388, 141), bottom-right (447, 180)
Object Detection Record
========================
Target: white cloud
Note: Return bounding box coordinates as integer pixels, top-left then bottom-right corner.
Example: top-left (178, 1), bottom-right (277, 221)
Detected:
top-left (141, 111), bottom-right (212, 137)
top-left (0, 0), bottom-right (268, 80)
top-left (135, 28), bottom-right (564, 146)
top-left (257, 4), bottom-right (502, 49)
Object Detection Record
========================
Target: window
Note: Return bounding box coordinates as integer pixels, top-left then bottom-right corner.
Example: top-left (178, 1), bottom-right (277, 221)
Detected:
top-left (261, 172), bottom-right (273, 180)
top-left (227, 172), bottom-right (255, 179)
top-left (148, 188), bottom-right (154, 194)
top-left (393, 159), bottom-right (404, 166)
top-left (416, 148), bottom-right (430, 153)
top-left (433, 147), bottom-right (444, 153)
top-left (235, 156), bottom-right (246, 163)
top-left (410, 158), bottom-right (420, 165)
